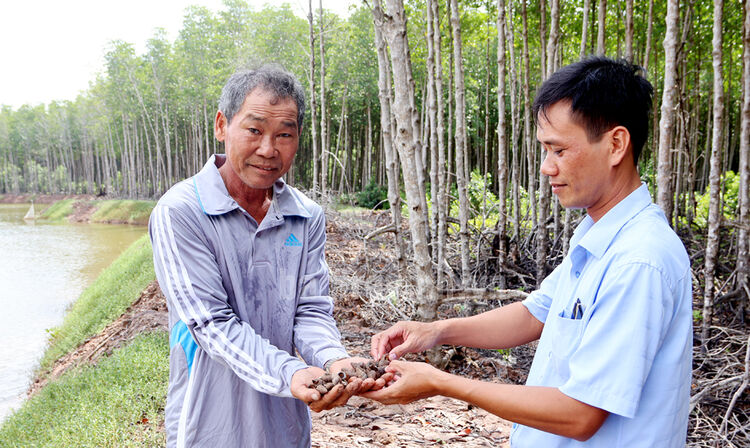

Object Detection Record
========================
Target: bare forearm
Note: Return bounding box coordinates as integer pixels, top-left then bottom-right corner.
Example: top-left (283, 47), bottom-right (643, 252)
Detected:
top-left (435, 302), bottom-right (544, 350)
top-left (434, 374), bottom-right (607, 441)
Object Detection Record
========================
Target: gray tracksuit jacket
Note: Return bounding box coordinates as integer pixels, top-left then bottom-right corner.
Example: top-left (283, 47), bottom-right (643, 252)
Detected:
top-left (149, 155), bottom-right (348, 447)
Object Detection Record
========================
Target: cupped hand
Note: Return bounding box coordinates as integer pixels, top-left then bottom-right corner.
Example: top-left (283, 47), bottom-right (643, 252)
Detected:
top-left (360, 360), bottom-right (447, 405)
top-left (370, 321), bottom-right (441, 361)
top-left (291, 366), bottom-right (364, 412)
top-left (329, 356), bottom-right (396, 393)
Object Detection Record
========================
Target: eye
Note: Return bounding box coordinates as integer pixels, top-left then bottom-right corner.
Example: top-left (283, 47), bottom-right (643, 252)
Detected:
top-left (248, 128), bottom-right (260, 135)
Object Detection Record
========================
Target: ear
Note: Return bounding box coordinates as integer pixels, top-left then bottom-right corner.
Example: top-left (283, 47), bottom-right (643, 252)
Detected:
top-left (214, 110), bottom-right (228, 142)
top-left (608, 126), bottom-right (632, 167)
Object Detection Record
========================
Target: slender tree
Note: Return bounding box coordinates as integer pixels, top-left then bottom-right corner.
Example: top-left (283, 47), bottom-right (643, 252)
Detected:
top-left (597, 0), bottom-right (607, 55)
top-left (657, 0), bottom-right (680, 224)
top-left (496, 0), bottom-right (508, 289)
top-left (450, 0), bottom-right (472, 287)
top-left (738, 0), bottom-right (750, 307)
top-left (373, 0), bottom-right (438, 319)
top-left (702, 0), bottom-right (725, 350)
top-left (308, 0), bottom-right (320, 196)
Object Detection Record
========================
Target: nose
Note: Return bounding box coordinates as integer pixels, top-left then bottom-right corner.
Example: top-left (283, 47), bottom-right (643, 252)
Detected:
top-left (256, 134), bottom-right (275, 158)
top-left (540, 151), bottom-right (557, 177)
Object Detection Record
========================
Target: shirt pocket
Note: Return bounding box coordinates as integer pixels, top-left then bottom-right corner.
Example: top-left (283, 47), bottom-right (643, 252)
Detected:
top-left (548, 309), bottom-right (586, 382)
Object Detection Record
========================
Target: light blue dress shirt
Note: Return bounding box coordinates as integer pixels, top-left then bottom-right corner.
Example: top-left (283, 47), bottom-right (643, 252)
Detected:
top-left (511, 183), bottom-right (693, 447)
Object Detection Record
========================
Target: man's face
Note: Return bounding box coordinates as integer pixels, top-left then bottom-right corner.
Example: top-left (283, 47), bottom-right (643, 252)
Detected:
top-left (537, 101), bottom-right (617, 221)
top-left (215, 88), bottom-right (299, 190)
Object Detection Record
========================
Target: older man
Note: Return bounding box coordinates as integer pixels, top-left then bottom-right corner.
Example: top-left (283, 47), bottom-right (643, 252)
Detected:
top-left (365, 57), bottom-right (693, 447)
top-left (149, 65), bottom-right (377, 447)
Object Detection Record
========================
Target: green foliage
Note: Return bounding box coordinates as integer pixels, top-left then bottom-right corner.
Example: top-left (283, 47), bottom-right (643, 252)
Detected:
top-left (39, 199), bottom-right (75, 221)
top-left (38, 235), bottom-right (154, 371)
top-left (0, 332), bottom-right (168, 448)
top-left (684, 171), bottom-right (740, 229)
top-left (90, 200), bottom-right (155, 225)
top-left (356, 179), bottom-right (390, 210)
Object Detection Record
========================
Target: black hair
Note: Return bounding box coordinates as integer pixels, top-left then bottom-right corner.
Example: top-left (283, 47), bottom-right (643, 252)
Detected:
top-left (219, 64), bottom-right (306, 128)
top-left (532, 56), bottom-right (653, 165)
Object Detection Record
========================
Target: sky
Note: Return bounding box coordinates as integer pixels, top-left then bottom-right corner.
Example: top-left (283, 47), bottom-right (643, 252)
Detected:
top-left (0, 0), bottom-right (357, 110)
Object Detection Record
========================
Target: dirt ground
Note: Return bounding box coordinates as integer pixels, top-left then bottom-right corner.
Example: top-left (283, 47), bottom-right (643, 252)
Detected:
top-left (29, 207), bottom-right (517, 446)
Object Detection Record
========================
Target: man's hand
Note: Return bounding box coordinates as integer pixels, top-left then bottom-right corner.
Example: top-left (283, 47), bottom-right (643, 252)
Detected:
top-left (360, 360), bottom-right (447, 405)
top-left (370, 321), bottom-right (442, 361)
top-left (291, 366), bottom-right (364, 412)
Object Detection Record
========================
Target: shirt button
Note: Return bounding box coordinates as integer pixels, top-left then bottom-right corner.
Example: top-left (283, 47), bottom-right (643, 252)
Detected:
top-left (575, 271), bottom-right (580, 278)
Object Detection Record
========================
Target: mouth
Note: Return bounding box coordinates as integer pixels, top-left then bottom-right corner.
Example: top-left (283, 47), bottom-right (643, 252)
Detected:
top-left (549, 182), bottom-right (566, 194)
top-left (248, 163), bottom-right (278, 172)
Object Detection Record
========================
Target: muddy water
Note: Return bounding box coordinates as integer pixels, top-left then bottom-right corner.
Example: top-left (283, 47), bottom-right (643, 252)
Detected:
top-left (0, 204), bottom-right (147, 422)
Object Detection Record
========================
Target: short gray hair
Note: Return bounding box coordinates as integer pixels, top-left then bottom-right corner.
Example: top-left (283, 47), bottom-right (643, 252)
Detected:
top-left (218, 65), bottom-right (306, 129)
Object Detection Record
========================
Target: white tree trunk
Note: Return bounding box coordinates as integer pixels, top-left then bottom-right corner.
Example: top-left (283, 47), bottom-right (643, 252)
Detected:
top-left (702, 0), bottom-right (725, 350)
top-left (737, 0), bottom-right (750, 303)
top-left (432, 0), bottom-right (448, 290)
top-left (374, 0), bottom-right (439, 319)
top-left (450, 0), bottom-right (472, 287)
top-left (496, 0), bottom-right (508, 289)
top-left (308, 0), bottom-right (319, 196)
top-left (580, 0), bottom-right (591, 58)
top-left (625, 0), bottom-right (634, 61)
top-left (372, 11), bottom-right (407, 272)
top-left (657, 0), bottom-right (680, 225)
top-left (319, 0), bottom-right (328, 198)
top-left (596, 0), bottom-right (607, 55)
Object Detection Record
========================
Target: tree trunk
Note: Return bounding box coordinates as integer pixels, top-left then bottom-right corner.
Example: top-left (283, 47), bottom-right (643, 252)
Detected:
top-left (309, 0), bottom-right (320, 196)
top-left (702, 0), bottom-right (725, 351)
top-left (432, 0), bottom-right (448, 290)
top-left (625, 0), bottom-right (634, 61)
top-left (507, 2), bottom-right (521, 241)
top-left (535, 0), bottom-right (560, 287)
top-left (737, 0), bottom-right (750, 309)
top-left (540, 0), bottom-right (547, 79)
top-left (374, 0), bottom-right (439, 320)
top-left (319, 0), bottom-right (328, 199)
top-left (450, 0), bottom-right (472, 287)
top-left (427, 0), bottom-right (439, 262)
top-left (597, 0), bottom-right (607, 55)
top-left (580, 0), bottom-right (591, 58)
top-left (522, 1), bottom-right (537, 231)
top-left (496, 0), bottom-right (508, 289)
top-left (657, 0), bottom-right (680, 225)
top-left (372, 4), bottom-right (407, 273)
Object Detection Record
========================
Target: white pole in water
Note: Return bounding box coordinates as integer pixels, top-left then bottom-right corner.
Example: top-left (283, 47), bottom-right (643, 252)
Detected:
top-left (24, 200), bottom-right (35, 220)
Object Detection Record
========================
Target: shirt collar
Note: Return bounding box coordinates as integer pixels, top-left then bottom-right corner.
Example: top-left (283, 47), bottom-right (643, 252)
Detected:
top-left (570, 182), bottom-right (652, 259)
top-left (192, 154), bottom-right (311, 219)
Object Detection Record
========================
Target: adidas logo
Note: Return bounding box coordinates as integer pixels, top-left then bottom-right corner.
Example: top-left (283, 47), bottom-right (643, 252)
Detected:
top-left (284, 233), bottom-right (303, 247)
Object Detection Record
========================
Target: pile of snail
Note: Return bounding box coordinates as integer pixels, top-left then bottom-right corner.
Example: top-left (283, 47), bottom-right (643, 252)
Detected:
top-left (310, 356), bottom-right (391, 395)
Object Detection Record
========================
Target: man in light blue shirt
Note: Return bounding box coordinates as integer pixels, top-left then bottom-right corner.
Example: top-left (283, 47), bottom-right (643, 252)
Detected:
top-left (150, 66), bottom-right (381, 447)
top-left (365, 56), bottom-right (692, 447)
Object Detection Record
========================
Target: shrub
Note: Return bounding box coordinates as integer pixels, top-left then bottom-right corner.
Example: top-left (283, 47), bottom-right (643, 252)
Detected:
top-left (356, 179), bottom-right (390, 210)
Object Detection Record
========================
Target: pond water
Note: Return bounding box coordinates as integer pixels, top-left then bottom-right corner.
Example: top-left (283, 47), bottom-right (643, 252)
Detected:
top-left (0, 203), bottom-right (147, 422)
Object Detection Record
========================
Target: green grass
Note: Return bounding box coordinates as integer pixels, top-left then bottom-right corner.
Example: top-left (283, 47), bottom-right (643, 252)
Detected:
top-left (39, 234), bottom-right (155, 372)
top-left (90, 200), bottom-right (155, 225)
top-left (0, 332), bottom-right (168, 448)
top-left (39, 199), bottom-right (75, 222)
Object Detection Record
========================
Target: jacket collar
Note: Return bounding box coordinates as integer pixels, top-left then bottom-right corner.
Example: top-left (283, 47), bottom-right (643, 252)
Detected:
top-left (192, 154), bottom-right (312, 219)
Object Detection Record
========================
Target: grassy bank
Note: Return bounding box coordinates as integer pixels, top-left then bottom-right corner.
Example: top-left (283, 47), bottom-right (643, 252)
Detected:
top-left (0, 234), bottom-right (167, 446)
top-left (0, 332), bottom-right (168, 447)
top-left (40, 199), bottom-right (155, 225)
top-left (39, 234), bottom-right (155, 371)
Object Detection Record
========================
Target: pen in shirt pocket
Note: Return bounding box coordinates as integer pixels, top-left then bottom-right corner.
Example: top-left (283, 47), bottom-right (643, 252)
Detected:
top-left (572, 299), bottom-right (583, 319)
